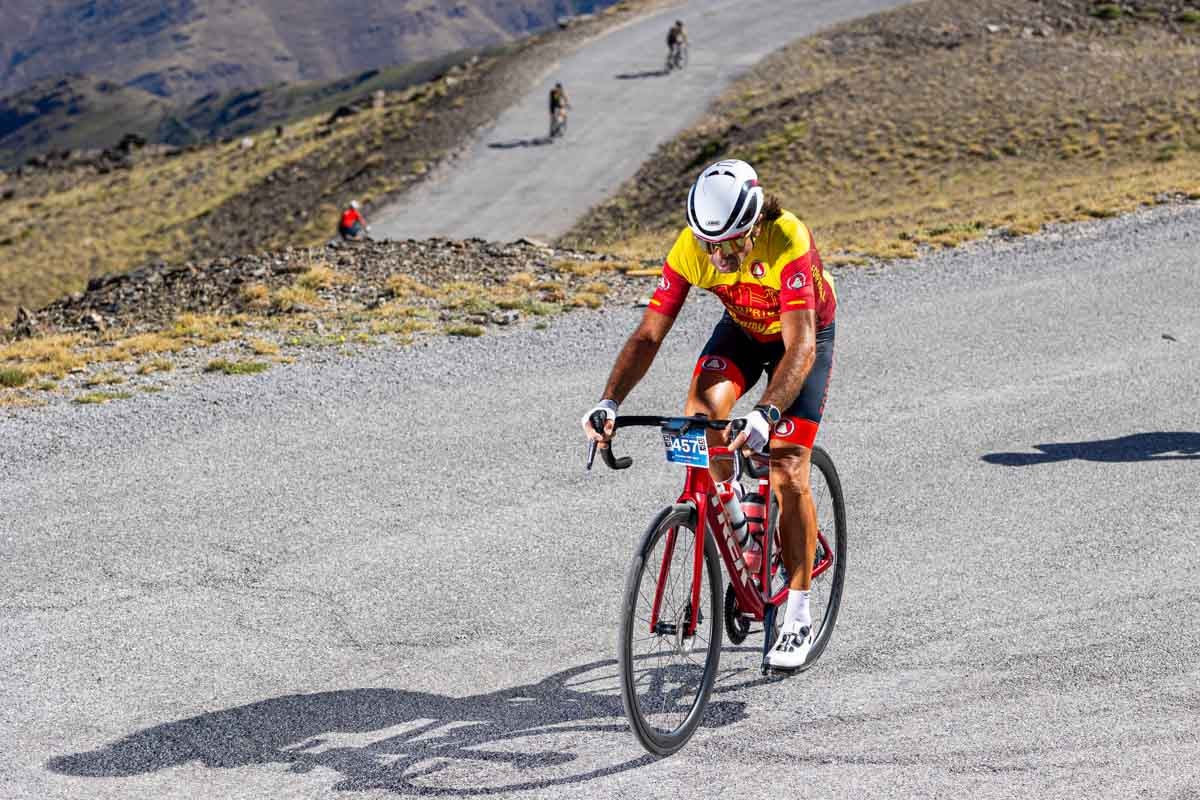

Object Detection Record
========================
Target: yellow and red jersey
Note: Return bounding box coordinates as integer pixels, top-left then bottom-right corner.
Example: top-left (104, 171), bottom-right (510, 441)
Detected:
top-left (648, 210), bottom-right (836, 341)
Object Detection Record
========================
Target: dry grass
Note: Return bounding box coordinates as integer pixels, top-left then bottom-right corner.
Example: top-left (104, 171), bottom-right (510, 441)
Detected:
top-left (241, 283), bottom-right (271, 309)
top-left (570, 292), bottom-right (605, 309)
top-left (0, 333), bottom-right (86, 378)
top-left (204, 358), bottom-right (270, 375)
top-left (171, 313), bottom-right (238, 343)
top-left (271, 285), bottom-right (324, 312)
top-left (444, 322), bottom-right (485, 337)
top-left (82, 371), bottom-right (126, 388)
top-left (386, 274), bottom-right (436, 298)
top-left (137, 359), bottom-right (175, 374)
top-left (102, 332), bottom-right (184, 361)
top-left (564, 0), bottom-right (1200, 262)
top-left (74, 391), bottom-right (133, 405)
top-left (247, 338), bottom-right (280, 355)
top-left (296, 264), bottom-right (350, 290)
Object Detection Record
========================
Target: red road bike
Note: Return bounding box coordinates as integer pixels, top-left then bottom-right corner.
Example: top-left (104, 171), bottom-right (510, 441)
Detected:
top-left (587, 414), bottom-right (846, 755)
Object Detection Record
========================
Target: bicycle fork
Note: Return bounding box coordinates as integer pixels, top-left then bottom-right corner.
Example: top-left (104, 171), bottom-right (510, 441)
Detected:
top-left (648, 500), bottom-right (707, 646)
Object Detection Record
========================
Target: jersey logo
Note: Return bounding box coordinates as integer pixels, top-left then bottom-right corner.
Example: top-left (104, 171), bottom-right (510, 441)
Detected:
top-left (750, 261), bottom-right (765, 278)
top-left (658, 274), bottom-right (670, 291)
top-left (787, 274), bottom-right (806, 290)
top-left (701, 356), bottom-right (728, 371)
top-left (775, 419), bottom-right (795, 437)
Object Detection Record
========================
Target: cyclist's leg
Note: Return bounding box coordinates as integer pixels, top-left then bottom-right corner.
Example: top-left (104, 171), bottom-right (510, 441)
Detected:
top-left (768, 322), bottom-right (835, 591)
top-left (685, 314), bottom-right (764, 483)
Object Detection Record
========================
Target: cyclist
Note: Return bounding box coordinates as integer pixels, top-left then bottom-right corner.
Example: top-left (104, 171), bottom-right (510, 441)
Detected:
top-left (338, 200), bottom-right (369, 240)
top-left (667, 20), bottom-right (688, 70)
top-left (548, 82), bottom-right (570, 138)
top-left (581, 159), bottom-right (836, 670)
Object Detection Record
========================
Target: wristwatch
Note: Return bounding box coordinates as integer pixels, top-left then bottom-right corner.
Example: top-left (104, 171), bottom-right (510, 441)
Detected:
top-left (753, 403), bottom-right (781, 426)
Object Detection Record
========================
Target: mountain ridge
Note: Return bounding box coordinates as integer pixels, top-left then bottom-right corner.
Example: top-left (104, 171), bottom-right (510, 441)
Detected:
top-left (1, 1), bottom-right (620, 102)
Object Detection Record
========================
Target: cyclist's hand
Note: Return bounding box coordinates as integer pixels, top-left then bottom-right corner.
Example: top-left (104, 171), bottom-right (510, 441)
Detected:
top-left (726, 409), bottom-right (771, 453)
top-left (582, 400), bottom-right (618, 448)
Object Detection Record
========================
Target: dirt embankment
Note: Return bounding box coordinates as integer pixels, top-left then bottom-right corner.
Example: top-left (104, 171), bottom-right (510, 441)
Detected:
top-left (0, 235), bottom-right (660, 408)
top-left (563, 0), bottom-right (1200, 259)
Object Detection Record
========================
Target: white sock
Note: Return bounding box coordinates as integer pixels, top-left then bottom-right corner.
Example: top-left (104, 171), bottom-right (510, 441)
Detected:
top-left (783, 589), bottom-right (811, 631)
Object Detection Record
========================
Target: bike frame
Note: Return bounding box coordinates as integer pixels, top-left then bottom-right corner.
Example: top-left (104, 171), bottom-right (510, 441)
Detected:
top-left (647, 448), bottom-right (835, 641)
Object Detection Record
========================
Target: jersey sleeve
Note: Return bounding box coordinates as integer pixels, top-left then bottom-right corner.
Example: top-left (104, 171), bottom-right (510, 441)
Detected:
top-left (777, 223), bottom-right (817, 313)
top-left (647, 262), bottom-right (690, 318)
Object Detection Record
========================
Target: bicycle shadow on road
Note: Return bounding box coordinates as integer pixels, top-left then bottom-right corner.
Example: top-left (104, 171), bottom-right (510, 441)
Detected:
top-left (47, 657), bottom-right (750, 795)
top-left (487, 137), bottom-right (554, 149)
top-left (982, 432), bottom-right (1200, 466)
top-left (615, 69), bottom-right (670, 80)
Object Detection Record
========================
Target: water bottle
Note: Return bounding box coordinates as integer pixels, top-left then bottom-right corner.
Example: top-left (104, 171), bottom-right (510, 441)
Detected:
top-left (716, 481), bottom-right (749, 546)
top-left (740, 490), bottom-right (766, 574)
top-left (742, 491), bottom-right (766, 541)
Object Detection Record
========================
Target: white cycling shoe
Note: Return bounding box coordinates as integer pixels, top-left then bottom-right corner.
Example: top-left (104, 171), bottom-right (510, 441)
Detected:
top-left (767, 621), bottom-right (814, 671)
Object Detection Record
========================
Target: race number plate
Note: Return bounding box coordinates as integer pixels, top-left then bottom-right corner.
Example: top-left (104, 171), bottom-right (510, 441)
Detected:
top-left (661, 423), bottom-right (709, 468)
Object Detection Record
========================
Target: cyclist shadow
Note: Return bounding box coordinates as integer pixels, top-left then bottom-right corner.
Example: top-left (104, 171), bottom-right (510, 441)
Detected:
top-left (982, 431), bottom-right (1200, 466)
top-left (615, 69), bottom-right (669, 80)
top-left (487, 137), bottom-right (553, 149)
top-left (47, 657), bottom-right (749, 795)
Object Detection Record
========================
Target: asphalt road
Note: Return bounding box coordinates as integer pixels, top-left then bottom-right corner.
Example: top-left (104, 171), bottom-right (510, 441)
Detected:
top-left (370, 0), bottom-right (911, 242)
top-left (3, 202), bottom-right (1198, 798)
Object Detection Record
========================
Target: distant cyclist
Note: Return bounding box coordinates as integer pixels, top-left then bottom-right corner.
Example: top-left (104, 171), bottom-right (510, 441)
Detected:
top-left (581, 159), bottom-right (837, 670)
top-left (548, 82), bottom-right (570, 139)
top-left (666, 20), bottom-right (688, 71)
top-left (338, 200), bottom-right (369, 240)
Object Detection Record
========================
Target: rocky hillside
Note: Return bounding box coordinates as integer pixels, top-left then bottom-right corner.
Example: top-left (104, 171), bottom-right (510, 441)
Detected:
top-left (1, 0), bottom-right (622, 101)
top-left (0, 1), bottom-right (668, 324)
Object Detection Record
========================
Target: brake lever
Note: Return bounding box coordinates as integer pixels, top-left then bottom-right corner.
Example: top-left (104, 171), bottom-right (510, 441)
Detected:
top-left (586, 410), bottom-right (608, 471)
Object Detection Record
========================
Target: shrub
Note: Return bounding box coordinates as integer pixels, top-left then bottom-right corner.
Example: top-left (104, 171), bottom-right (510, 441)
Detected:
top-left (0, 367), bottom-right (30, 388)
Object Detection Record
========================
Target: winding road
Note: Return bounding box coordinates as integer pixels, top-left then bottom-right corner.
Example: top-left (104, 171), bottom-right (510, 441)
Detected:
top-left (3, 202), bottom-right (1199, 798)
top-left (371, 0), bottom-right (911, 242)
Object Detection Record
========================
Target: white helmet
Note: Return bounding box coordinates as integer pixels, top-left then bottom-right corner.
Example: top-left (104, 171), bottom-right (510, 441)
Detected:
top-left (686, 159), bottom-right (763, 243)
top-left (350, 200), bottom-right (360, 210)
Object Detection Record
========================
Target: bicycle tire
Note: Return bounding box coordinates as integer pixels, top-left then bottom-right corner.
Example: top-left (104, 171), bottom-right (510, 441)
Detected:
top-left (619, 502), bottom-right (723, 756)
top-left (801, 446), bottom-right (847, 668)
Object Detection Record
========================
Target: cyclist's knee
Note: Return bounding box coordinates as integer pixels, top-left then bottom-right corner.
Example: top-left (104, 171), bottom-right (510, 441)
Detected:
top-left (769, 445), bottom-right (812, 497)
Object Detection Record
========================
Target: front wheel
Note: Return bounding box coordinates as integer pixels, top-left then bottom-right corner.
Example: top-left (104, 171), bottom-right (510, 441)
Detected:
top-left (799, 446), bottom-right (847, 668)
top-left (618, 503), bottom-right (722, 756)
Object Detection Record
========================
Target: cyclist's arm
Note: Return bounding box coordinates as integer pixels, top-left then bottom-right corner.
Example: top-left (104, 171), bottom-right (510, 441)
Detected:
top-left (758, 309), bottom-right (816, 412)
top-left (601, 261), bottom-right (690, 402)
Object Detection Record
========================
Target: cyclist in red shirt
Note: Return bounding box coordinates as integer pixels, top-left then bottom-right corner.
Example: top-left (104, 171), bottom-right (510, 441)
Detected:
top-left (582, 159), bottom-right (836, 670)
top-left (338, 200), bottom-right (369, 240)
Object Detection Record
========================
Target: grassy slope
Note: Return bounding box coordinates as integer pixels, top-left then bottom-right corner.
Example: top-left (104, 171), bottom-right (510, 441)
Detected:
top-left (562, 0), bottom-right (1200, 260)
top-left (0, 79), bottom-right (448, 318)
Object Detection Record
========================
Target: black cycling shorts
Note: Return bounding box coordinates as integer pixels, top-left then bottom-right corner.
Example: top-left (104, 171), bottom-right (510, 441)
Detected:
top-left (692, 314), bottom-right (835, 448)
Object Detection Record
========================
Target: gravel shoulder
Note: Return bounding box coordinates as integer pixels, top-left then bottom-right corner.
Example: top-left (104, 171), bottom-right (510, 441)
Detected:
top-left (3, 203), bottom-right (1199, 798)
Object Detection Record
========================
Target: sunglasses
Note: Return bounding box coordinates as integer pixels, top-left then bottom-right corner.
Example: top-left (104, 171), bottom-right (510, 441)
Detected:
top-left (698, 233), bottom-right (753, 257)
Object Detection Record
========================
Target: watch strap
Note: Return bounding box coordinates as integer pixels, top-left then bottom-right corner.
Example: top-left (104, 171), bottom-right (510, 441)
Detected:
top-left (753, 403), bottom-right (781, 425)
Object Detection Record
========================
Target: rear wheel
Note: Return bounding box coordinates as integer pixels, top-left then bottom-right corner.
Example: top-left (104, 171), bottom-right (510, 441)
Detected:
top-left (619, 503), bottom-right (722, 756)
